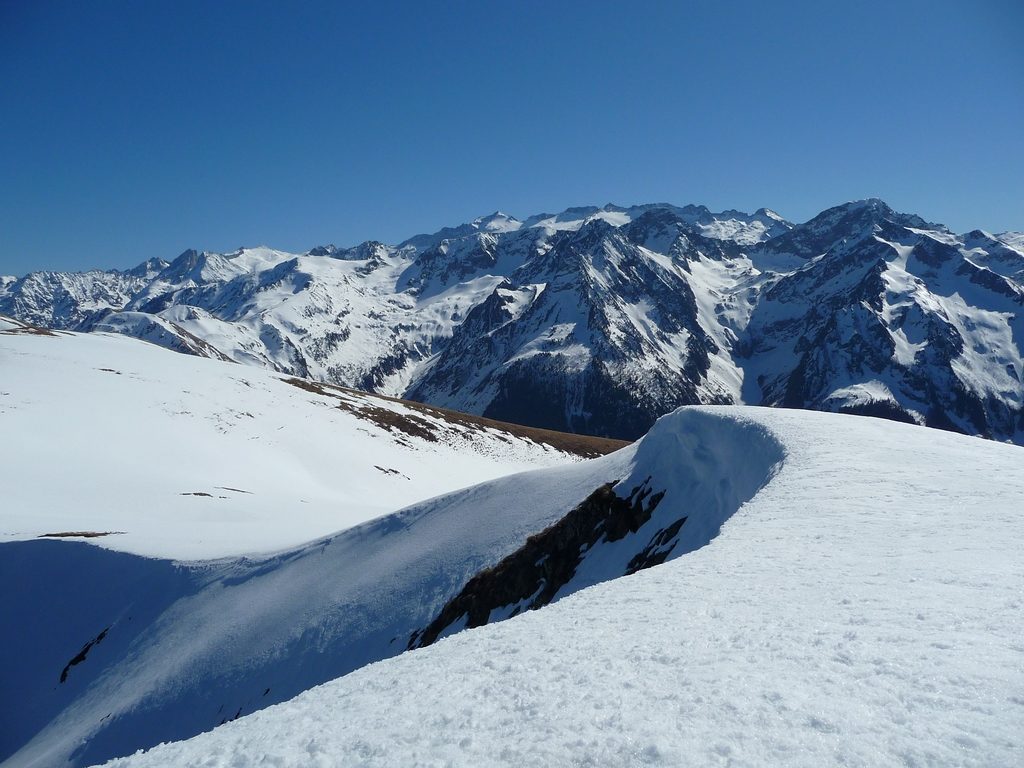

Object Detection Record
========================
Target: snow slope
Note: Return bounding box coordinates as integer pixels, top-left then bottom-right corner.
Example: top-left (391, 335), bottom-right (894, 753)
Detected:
top-left (100, 407), bottom-right (1024, 768)
top-left (1, 323), bottom-right (627, 767)
top-left (2, 393), bottom-right (779, 767)
top-left (0, 320), bottom-right (590, 559)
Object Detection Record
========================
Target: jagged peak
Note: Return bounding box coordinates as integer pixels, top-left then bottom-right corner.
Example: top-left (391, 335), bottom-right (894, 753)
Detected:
top-left (122, 256), bottom-right (170, 278)
top-left (311, 240), bottom-right (392, 261)
top-left (307, 244), bottom-right (339, 257)
top-left (155, 248), bottom-right (240, 284)
top-left (470, 211), bottom-right (522, 234)
top-left (163, 248), bottom-right (203, 270)
top-left (842, 197), bottom-right (892, 212)
top-left (677, 203), bottom-right (711, 215)
top-left (802, 198), bottom-right (934, 232)
top-left (754, 207), bottom-right (787, 222)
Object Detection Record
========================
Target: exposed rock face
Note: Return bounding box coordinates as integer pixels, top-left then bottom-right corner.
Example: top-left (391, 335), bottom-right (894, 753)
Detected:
top-left (3, 200), bottom-right (1022, 442)
top-left (408, 479), bottom-right (670, 650)
top-left (744, 205), bottom-right (1024, 441)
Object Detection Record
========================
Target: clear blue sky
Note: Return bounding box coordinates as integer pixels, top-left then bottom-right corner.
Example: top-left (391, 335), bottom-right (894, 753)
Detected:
top-left (2, 0), bottom-right (1022, 275)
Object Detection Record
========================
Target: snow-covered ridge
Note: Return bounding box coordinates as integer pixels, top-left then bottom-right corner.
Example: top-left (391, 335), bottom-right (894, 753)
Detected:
top-left (88, 407), bottom-right (1024, 768)
top-left (398, 203), bottom-right (788, 250)
top-left (1, 326), bottom-right (626, 766)
top-left (3, 373), bottom-right (778, 767)
top-left (2, 199), bottom-right (1022, 443)
top-left (0, 324), bottom-right (612, 560)
top-left (4, 325), bottom-right (1021, 766)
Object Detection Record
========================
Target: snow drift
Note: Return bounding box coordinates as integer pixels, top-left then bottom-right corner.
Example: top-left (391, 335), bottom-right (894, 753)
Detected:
top-left (101, 408), bottom-right (1024, 768)
top-left (2, 382), bottom-right (781, 767)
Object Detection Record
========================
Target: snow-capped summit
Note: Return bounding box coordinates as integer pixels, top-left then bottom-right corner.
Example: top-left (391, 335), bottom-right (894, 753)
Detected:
top-left (123, 257), bottom-right (170, 278)
top-left (471, 210), bottom-right (522, 232)
top-left (754, 198), bottom-right (935, 263)
top-left (754, 206), bottom-right (785, 221)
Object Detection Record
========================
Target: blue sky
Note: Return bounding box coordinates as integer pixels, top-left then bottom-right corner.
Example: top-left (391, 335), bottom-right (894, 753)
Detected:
top-left (2, 0), bottom-right (1022, 274)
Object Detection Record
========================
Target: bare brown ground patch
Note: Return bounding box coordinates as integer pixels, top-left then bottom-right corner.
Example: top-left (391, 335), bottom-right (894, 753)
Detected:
top-left (283, 377), bottom-right (629, 458)
top-left (0, 319), bottom-right (60, 336)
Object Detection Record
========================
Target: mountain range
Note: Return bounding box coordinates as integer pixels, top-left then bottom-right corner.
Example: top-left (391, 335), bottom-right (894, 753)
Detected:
top-left (3, 199), bottom-right (1022, 442)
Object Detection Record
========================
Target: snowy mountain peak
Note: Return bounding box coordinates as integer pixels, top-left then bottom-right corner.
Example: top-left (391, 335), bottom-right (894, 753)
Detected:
top-left (472, 211), bottom-right (522, 232)
top-left (754, 207), bottom-right (786, 222)
top-left (124, 257), bottom-right (170, 278)
top-left (834, 198), bottom-right (935, 230)
top-left (154, 248), bottom-right (243, 285)
top-left (308, 240), bottom-right (392, 261)
top-left (756, 198), bottom-right (938, 264)
top-left (845, 196), bottom-right (890, 212)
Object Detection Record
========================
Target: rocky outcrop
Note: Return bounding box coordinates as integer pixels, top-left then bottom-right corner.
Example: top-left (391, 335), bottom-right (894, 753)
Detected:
top-left (408, 479), bottom-right (669, 650)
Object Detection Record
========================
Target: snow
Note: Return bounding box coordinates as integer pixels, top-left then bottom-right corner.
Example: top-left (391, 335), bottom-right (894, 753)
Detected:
top-left (999, 231), bottom-right (1024, 250)
top-left (471, 212), bottom-right (522, 233)
top-left (504, 322), bottom-right (592, 370)
top-left (514, 203), bottom-right (786, 244)
top-left (699, 216), bottom-right (772, 246)
top-left (5, 199), bottom-right (1021, 446)
top-left (3, 404), bottom-right (636, 767)
top-left (0, 328), bottom-right (579, 560)
top-left (823, 381), bottom-right (904, 412)
top-left (680, 251), bottom-right (755, 400)
top-left (587, 209), bottom-right (632, 228)
top-left (98, 407), bottom-right (1024, 768)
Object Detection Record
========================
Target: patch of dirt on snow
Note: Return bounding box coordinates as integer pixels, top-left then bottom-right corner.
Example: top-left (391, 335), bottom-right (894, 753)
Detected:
top-left (0, 317), bottom-right (60, 336)
top-left (283, 377), bottom-right (629, 458)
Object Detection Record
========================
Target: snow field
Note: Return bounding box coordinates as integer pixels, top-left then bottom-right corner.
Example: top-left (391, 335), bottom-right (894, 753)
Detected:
top-left (103, 408), bottom-right (1024, 768)
top-left (0, 329), bottom-right (579, 559)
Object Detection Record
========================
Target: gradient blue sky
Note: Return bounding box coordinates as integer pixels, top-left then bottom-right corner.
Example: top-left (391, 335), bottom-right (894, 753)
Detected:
top-left (2, 0), bottom-right (1022, 275)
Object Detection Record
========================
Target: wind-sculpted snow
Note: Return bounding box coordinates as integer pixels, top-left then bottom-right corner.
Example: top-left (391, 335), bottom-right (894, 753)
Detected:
top-left (99, 409), bottom-right (1024, 768)
top-left (409, 410), bottom-right (783, 649)
top-left (3, 405), bottom-right (783, 767)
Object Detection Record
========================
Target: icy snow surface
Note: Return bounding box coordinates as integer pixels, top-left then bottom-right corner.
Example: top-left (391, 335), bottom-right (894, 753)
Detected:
top-left (104, 407), bottom-right (1024, 768)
